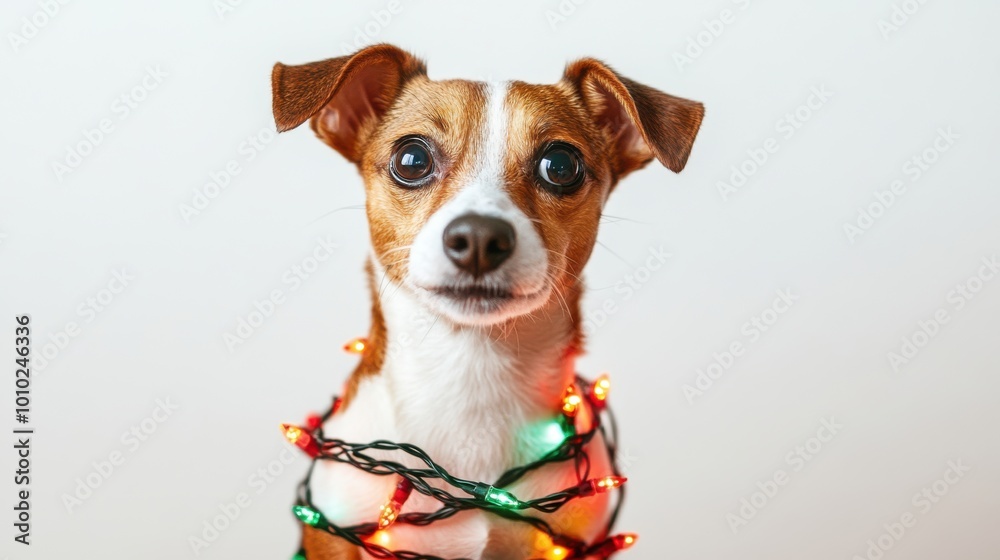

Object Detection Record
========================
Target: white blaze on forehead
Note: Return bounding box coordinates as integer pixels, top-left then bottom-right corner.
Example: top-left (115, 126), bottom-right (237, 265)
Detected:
top-left (476, 81), bottom-right (511, 188)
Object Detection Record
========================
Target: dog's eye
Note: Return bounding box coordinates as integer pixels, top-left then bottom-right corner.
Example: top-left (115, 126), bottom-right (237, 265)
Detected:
top-left (537, 144), bottom-right (584, 193)
top-left (390, 138), bottom-right (434, 187)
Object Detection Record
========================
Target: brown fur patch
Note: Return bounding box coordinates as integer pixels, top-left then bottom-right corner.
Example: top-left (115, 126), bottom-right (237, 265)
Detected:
top-left (341, 259), bottom-right (388, 409)
top-left (302, 526), bottom-right (362, 560)
top-left (361, 78), bottom-right (489, 285)
top-left (503, 81), bottom-right (612, 307)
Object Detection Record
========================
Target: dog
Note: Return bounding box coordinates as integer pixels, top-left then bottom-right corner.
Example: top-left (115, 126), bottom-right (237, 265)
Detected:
top-left (271, 43), bottom-right (703, 559)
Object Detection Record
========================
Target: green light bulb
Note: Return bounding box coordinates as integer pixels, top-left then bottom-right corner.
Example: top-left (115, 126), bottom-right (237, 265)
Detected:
top-left (485, 486), bottom-right (521, 509)
top-left (543, 419), bottom-right (568, 446)
top-left (292, 553), bottom-right (306, 560)
top-left (292, 505), bottom-right (322, 526)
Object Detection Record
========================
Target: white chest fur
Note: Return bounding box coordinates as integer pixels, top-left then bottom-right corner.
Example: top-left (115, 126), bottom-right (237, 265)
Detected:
top-left (307, 277), bottom-right (613, 559)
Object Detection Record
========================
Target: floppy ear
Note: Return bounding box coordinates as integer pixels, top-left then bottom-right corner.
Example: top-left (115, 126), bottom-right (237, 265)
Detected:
top-left (271, 44), bottom-right (426, 162)
top-left (563, 58), bottom-right (704, 176)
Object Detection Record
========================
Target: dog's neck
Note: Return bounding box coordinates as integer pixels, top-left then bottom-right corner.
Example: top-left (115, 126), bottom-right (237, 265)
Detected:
top-left (350, 259), bottom-right (583, 480)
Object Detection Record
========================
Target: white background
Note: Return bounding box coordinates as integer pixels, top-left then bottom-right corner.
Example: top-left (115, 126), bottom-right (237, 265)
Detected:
top-left (2, 0), bottom-right (999, 559)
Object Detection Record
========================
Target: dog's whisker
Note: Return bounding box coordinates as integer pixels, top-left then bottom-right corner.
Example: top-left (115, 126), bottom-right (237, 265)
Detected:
top-left (545, 248), bottom-right (583, 282)
top-left (600, 213), bottom-right (648, 225)
top-left (378, 256), bottom-right (411, 270)
top-left (418, 314), bottom-right (440, 347)
top-left (595, 239), bottom-right (636, 269)
top-left (377, 263), bottom-right (396, 300)
top-left (545, 247), bottom-right (582, 269)
top-left (308, 204), bottom-right (365, 225)
top-left (381, 245), bottom-right (413, 257)
top-left (546, 259), bottom-right (583, 286)
top-left (387, 274), bottom-right (406, 301)
top-left (555, 288), bottom-right (573, 320)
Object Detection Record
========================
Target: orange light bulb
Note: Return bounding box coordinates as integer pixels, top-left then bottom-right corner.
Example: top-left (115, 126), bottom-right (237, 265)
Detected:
top-left (590, 374), bottom-right (611, 403)
top-left (343, 337), bottom-right (368, 354)
top-left (595, 475), bottom-right (626, 492)
top-left (546, 545), bottom-right (570, 560)
top-left (282, 424), bottom-right (303, 444)
top-left (369, 530), bottom-right (392, 548)
top-left (378, 504), bottom-right (399, 529)
top-left (615, 533), bottom-right (638, 549)
top-left (561, 386), bottom-right (582, 418)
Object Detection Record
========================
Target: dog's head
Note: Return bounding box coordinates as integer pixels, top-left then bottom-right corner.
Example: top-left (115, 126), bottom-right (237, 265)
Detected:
top-left (272, 44), bottom-right (703, 326)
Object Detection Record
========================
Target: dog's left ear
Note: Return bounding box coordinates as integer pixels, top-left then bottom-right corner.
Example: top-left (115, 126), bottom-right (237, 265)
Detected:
top-left (271, 44), bottom-right (426, 162)
top-left (563, 59), bottom-right (704, 176)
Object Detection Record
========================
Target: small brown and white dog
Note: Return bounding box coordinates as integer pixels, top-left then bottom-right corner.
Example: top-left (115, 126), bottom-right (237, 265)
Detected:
top-left (271, 44), bottom-right (703, 559)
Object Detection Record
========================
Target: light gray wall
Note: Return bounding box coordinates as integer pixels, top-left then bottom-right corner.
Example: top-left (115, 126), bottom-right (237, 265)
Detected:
top-left (1, 0), bottom-right (998, 558)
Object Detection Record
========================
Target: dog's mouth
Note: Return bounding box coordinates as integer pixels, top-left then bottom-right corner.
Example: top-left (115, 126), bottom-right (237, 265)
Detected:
top-left (411, 280), bottom-right (551, 325)
top-left (431, 284), bottom-right (514, 301)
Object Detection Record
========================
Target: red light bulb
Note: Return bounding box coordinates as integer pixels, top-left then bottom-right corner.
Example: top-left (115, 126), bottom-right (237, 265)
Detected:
top-left (281, 423), bottom-right (320, 458)
top-left (378, 478), bottom-right (413, 529)
top-left (582, 475), bottom-right (627, 496)
top-left (305, 413), bottom-right (322, 431)
top-left (591, 533), bottom-right (638, 555)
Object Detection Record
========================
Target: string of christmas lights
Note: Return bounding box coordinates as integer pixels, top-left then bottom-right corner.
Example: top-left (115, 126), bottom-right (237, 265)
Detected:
top-left (283, 338), bottom-right (636, 559)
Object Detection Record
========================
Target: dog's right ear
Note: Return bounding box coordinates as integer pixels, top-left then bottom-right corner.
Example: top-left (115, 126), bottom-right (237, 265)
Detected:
top-left (271, 44), bottom-right (426, 162)
top-left (563, 58), bottom-right (704, 176)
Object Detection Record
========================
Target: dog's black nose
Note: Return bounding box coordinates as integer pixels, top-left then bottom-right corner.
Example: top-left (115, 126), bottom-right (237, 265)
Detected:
top-left (443, 214), bottom-right (515, 277)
